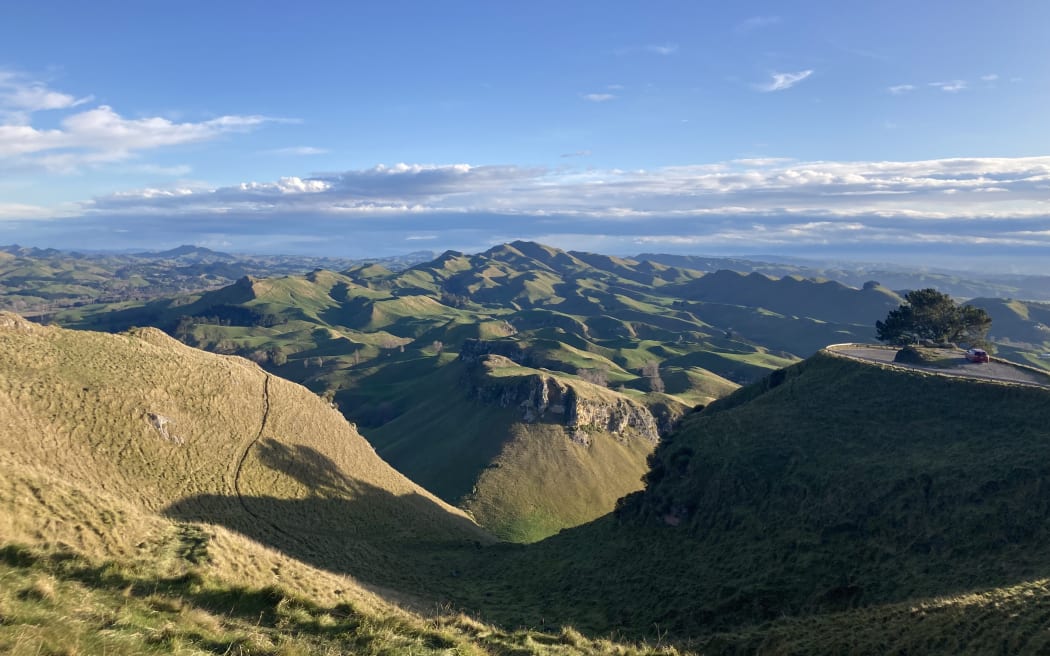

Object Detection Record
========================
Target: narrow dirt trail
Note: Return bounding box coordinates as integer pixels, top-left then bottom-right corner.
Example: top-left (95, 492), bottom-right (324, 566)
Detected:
top-left (233, 372), bottom-right (270, 515)
top-left (230, 372), bottom-right (298, 542)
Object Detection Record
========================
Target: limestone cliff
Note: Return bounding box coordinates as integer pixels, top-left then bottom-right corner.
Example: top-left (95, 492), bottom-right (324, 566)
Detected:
top-left (463, 353), bottom-right (659, 444)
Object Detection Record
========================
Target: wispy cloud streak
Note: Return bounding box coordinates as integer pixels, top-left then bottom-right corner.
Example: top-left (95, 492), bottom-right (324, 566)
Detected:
top-left (756, 70), bottom-right (813, 92)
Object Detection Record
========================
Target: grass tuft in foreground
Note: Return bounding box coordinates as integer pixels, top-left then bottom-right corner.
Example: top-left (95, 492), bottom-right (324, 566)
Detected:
top-left (0, 543), bottom-right (684, 656)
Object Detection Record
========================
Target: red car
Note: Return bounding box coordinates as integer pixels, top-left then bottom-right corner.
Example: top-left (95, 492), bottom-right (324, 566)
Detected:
top-left (965, 348), bottom-right (989, 363)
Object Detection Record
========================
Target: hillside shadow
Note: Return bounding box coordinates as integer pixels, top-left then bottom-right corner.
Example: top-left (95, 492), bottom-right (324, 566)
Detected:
top-left (162, 438), bottom-right (487, 595)
top-left (254, 439), bottom-right (356, 496)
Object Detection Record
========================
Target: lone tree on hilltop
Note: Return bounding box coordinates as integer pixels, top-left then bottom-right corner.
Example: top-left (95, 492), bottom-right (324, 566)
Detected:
top-left (876, 288), bottom-right (991, 346)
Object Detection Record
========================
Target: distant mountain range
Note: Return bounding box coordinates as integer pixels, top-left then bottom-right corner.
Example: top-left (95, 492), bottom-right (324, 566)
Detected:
top-left (636, 252), bottom-right (1050, 301)
top-left (0, 243), bottom-right (434, 317)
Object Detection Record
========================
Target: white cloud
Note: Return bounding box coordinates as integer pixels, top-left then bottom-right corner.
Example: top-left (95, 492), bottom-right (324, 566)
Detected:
top-left (0, 69), bottom-right (284, 173)
top-left (756, 70), bottom-right (813, 92)
top-left (732, 157), bottom-right (794, 166)
top-left (84, 156), bottom-right (1050, 223)
top-left (888, 84), bottom-right (916, 95)
top-left (930, 80), bottom-right (967, 93)
top-left (4, 85), bottom-right (92, 112)
top-left (582, 93), bottom-right (616, 103)
top-left (8, 155), bottom-right (1048, 260)
top-left (0, 70), bottom-right (92, 117)
top-left (126, 163), bottom-right (193, 176)
top-left (981, 74), bottom-right (999, 82)
top-left (0, 202), bottom-right (64, 220)
top-left (237, 176), bottom-right (332, 194)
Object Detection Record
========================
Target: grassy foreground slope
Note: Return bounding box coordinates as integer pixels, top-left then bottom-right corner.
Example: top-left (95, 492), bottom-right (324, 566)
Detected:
top-left (0, 312), bottom-right (487, 585)
top-left (6, 314), bottom-right (1050, 653)
top-left (457, 352), bottom-right (1050, 651)
top-left (0, 312), bottom-right (689, 655)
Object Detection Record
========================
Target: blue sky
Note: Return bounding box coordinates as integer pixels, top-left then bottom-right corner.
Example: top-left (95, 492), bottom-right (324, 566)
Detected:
top-left (2, 1), bottom-right (1049, 269)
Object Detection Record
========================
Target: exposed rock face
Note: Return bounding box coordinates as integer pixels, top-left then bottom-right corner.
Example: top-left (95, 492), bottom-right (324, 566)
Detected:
top-left (566, 391), bottom-right (658, 442)
top-left (464, 354), bottom-right (659, 443)
top-left (147, 412), bottom-right (184, 445)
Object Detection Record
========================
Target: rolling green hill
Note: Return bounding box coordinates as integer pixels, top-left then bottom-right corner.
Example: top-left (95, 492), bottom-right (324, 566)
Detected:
top-left (668, 269), bottom-right (901, 325)
top-left (451, 351), bottom-right (1050, 651)
top-left (50, 241), bottom-right (904, 542)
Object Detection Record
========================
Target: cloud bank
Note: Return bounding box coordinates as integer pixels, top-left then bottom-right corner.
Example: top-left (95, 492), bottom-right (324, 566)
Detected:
top-left (5, 156), bottom-right (1047, 263)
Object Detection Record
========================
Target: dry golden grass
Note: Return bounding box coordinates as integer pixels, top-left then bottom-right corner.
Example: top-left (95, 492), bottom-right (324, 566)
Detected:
top-left (0, 312), bottom-right (692, 654)
top-left (0, 312), bottom-right (488, 607)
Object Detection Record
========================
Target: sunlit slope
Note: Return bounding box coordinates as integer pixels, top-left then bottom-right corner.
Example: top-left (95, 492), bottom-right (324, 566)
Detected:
top-left (363, 355), bottom-right (660, 542)
top-left (461, 419), bottom-right (654, 544)
top-left (464, 352), bottom-right (1050, 641)
top-left (0, 313), bottom-right (488, 586)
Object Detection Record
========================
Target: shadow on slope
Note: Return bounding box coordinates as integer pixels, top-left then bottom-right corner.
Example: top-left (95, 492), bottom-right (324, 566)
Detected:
top-left (164, 438), bottom-right (486, 594)
top-left (452, 353), bottom-right (1050, 640)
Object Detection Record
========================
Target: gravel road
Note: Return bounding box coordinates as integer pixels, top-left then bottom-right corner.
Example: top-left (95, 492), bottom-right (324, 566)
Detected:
top-left (826, 345), bottom-right (1050, 388)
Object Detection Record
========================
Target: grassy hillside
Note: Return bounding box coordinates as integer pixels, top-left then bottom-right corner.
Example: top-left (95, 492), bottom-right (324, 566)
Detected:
top-left (351, 353), bottom-right (662, 542)
top-left (668, 269), bottom-right (901, 325)
top-left (453, 352), bottom-right (1050, 647)
top-left (0, 312), bottom-right (487, 588)
top-left (0, 312), bottom-right (692, 655)
top-left (59, 241), bottom-right (898, 540)
top-left (968, 297), bottom-right (1050, 370)
top-left (7, 313), bottom-right (1050, 653)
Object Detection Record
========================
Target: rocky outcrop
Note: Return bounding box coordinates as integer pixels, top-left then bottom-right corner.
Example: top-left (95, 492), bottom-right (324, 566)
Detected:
top-left (566, 391), bottom-right (659, 442)
top-left (465, 355), bottom-right (659, 443)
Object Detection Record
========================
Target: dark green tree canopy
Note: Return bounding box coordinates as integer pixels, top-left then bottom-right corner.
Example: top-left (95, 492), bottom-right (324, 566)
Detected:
top-left (876, 288), bottom-right (991, 346)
